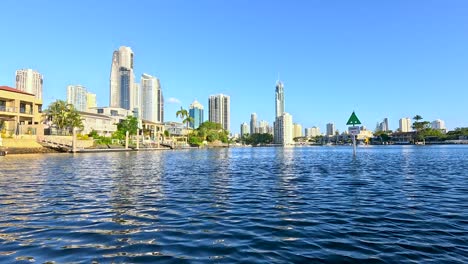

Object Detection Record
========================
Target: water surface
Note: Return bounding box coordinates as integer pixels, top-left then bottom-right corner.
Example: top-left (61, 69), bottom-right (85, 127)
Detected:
top-left (0, 146), bottom-right (467, 263)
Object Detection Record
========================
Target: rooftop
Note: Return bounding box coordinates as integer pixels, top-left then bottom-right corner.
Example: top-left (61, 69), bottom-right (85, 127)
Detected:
top-left (0, 86), bottom-right (35, 96)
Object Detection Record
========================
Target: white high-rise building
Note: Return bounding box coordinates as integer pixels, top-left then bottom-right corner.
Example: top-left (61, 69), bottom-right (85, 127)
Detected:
top-left (141, 74), bottom-right (163, 123)
top-left (240, 122), bottom-right (249, 136)
top-left (15, 69), bottom-right (43, 100)
top-left (305, 126), bottom-right (321, 137)
top-left (326, 123), bottom-right (335, 136)
top-left (133, 82), bottom-right (141, 116)
top-left (110, 46), bottom-right (135, 111)
top-left (431, 119), bottom-right (446, 130)
top-left (275, 113), bottom-right (293, 145)
top-left (67, 85), bottom-right (88, 112)
top-left (293, 123), bottom-right (302, 138)
top-left (275, 81), bottom-right (284, 118)
top-left (250, 113), bottom-right (257, 135)
top-left (208, 94), bottom-right (230, 131)
top-left (258, 120), bottom-right (269, 134)
top-left (399, 118), bottom-right (412, 132)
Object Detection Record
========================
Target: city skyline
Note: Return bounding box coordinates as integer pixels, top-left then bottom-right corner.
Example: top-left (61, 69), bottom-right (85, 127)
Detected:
top-left (1, 1), bottom-right (467, 133)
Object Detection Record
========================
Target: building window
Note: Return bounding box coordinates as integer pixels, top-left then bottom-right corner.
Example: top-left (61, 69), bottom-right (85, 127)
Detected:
top-left (97, 109), bottom-right (104, 114)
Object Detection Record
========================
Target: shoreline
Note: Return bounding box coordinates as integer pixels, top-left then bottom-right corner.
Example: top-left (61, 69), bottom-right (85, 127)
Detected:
top-left (2, 143), bottom-right (467, 156)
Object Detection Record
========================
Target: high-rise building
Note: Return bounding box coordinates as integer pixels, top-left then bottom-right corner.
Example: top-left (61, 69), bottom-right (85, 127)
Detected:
top-left (305, 126), bottom-right (321, 137)
top-left (273, 80), bottom-right (292, 144)
top-left (399, 118), bottom-right (412, 132)
top-left (274, 113), bottom-right (293, 145)
top-left (110, 46), bottom-right (135, 111)
top-left (86, 92), bottom-right (97, 110)
top-left (133, 82), bottom-right (141, 116)
top-left (189, 100), bottom-right (204, 129)
top-left (15, 69), bottom-right (43, 100)
top-left (431, 119), bottom-right (446, 130)
top-left (293, 123), bottom-right (302, 138)
top-left (240, 122), bottom-right (249, 136)
top-left (326, 123), bottom-right (335, 136)
top-left (275, 81), bottom-right (284, 118)
top-left (208, 94), bottom-right (230, 131)
top-left (67, 85), bottom-right (88, 111)
top-left (378, 118), bottom-right (389, 132)
top-left (250, 113), bottom-right (257, 135)
top-left (258, 120), bottom-right (269, 134)
top-left (141, 73), bottom-right (164, 123)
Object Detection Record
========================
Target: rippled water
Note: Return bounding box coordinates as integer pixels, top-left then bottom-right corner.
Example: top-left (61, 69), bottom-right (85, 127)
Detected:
top-left (0, 146), bottom-right (467, 263)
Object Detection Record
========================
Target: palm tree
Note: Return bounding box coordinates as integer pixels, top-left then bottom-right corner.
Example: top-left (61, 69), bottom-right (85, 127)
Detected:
top-left (176, 107), bottom-right (188, 121)
top-left (412, 115), bottom-right (429, 144)
top-left (46, 100), bottom-right (83, 135)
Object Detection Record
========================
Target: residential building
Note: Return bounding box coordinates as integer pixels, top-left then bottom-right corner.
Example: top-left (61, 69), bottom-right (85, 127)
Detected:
top-left (208, 94), bottom-right (230, 131)
top-left (89, 107), bottom-right (133, 125)
top-left (141, 74), bottom-right (164, 123)
top-left (293, 123), bottom-right (302, 138)
top-left (326, 123), bottom-right (335, 136)
top-left (109, 46), bottom-right (136, 111)
top-left (15, 69), bottom-right (43, 101)
top-left (67, 85), bottom-right (88, 112)
top-left (133, 82), bottom-right (141, 116)
top-left (258, 120), bottom-right (270, 134)
top-left (86, 92), bottom-right (97, 110)
top-left (250, 113), bottom-right (257, 135)
top-left (274, 113), bottom-right (293, 145)
top-left (164, 121), bottom-right (187, 136)
top-left (305, 126), bottom-right (321, 137)
top-left (376, 118), bottom-right (389, 132)
top-left (399, 117), bottom-right (412, 132)
top-left (432, 119), bottom-right (446, 131)
top-left (0, 86), bottom-right (43, 136)
top-left (79, 111), bottom-right (117, 137)
top-left (189, 100), bottom-right (204, 129)
top-left (240, 122), bottom-right (249, 136)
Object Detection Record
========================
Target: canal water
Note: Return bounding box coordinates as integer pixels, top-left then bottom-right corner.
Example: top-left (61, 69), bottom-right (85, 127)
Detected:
top-left (0, 146), bottom-right (467, 263)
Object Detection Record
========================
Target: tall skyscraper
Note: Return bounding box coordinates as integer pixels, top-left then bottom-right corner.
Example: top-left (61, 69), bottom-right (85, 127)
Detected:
top-left (189, 100), bottom-right (204, 129)
top-left (250, 113), bottom-right (257, 135)
top-left (86, 93), bottom-right (97, 110)
top-left (110, 46), bottom-right (136, 111)
top-left (240, 122), bottom-right (249, 136)
top-left (326, 123), bottom-right (336, 136)
top-left (399, 118), bottom-right (412, 132)
top-left (141, 73), bottom-right (164, 123)
top-left (293, 123), bottom-right (302, 138)
top-left (377, 118), bottom-right (390, 132)
top-left (15, 69), bottom-right (43, 100)
top-left (67, 85), bottom-right (88, 111)
top-left (431, 119), bottom-right (446, 130)
top-left (208, 94), bottom-right (230, 131)
top-left (275, 80), bottom-right (284, 118)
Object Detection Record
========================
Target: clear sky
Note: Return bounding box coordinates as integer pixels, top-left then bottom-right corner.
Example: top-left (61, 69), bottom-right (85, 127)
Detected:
top-left (1, 0), bottom-right (467, 133)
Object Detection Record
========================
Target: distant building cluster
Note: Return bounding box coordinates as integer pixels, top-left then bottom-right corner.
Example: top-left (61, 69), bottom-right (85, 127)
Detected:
top-left (1, 45), bottom-right (452, 143)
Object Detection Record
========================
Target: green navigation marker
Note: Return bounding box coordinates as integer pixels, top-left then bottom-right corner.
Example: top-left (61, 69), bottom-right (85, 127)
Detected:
top-left (346, 111), bottom-right (361, 125)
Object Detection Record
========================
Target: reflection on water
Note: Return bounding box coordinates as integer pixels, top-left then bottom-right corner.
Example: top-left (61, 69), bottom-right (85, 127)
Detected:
top-left (0, 146), bottom-right (467, 263)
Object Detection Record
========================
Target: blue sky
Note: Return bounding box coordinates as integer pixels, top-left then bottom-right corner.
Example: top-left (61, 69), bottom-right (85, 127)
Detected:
top-left (1, 0), bottom-right (467, 133)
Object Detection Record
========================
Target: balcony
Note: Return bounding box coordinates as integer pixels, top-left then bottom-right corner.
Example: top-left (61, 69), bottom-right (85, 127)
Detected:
top-left (0, 105), bottom-right (17, 113)
top-left (19, 108), bottom-right (33, 115)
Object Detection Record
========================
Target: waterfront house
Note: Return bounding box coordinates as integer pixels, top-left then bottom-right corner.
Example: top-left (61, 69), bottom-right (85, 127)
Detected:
top-left (0, 86), bottom-right (43, 138)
